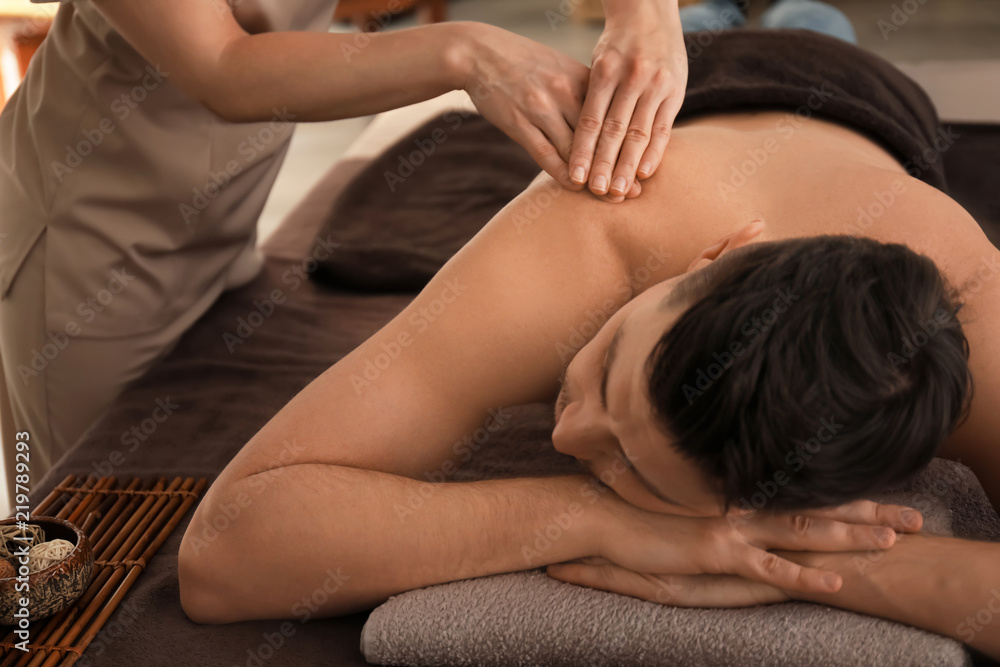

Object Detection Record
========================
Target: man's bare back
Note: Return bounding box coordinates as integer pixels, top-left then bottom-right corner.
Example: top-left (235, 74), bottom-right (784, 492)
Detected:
top-left (177, 108), bottom-right (1000, 657)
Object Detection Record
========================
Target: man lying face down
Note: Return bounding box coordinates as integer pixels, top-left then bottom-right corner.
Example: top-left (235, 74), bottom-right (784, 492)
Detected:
top-left (177, 36), bottom-right (1000, 661)
top-left (551, 235), bottom-right (971, 518)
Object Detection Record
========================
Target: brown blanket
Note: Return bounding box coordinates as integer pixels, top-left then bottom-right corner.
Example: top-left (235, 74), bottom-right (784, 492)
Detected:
top-left (680, 29), bottom-right (950, 191)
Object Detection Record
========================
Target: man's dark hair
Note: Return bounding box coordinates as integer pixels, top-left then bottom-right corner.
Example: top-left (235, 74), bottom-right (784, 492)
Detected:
top-left (645, 235), bottom-right (973, 511)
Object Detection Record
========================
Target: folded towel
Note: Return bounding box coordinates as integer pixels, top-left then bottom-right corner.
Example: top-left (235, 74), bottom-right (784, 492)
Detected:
top-left (360, 402), bottom-right (1000, 667)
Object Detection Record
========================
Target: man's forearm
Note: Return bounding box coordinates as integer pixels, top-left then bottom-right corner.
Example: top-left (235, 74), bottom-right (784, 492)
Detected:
top-left (781, 534), bottom-right (1000, 659)
top-left (179, 464), bottom-right (606, 622)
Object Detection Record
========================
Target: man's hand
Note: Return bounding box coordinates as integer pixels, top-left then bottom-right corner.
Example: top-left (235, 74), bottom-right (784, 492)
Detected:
top-left (551, 527), bottom-right (1000, 659)
top-left (548, 556), bottom-right (790, 607)
top-left (459, 23), bottom-right (591, 191)
top-left (774, 533), bottom-right (1000, 659)
top-left (569, 0), bottom-right (688, 202)
top-left (549, 497), bottom-right (924, 599)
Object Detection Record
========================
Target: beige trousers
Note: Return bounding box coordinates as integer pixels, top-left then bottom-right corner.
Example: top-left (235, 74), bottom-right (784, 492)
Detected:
top-left (0, 229), bottom-right (262, 509)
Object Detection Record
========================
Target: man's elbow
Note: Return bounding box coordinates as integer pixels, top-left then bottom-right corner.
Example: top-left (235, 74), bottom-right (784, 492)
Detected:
top-left (178, 527), bottom-right (239, 624)
top-left (176, 487), bottom-right (255, 624)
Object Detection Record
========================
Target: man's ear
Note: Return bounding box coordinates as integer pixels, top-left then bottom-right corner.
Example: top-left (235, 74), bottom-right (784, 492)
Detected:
top-left (686, 220), bottom-right (767, 273)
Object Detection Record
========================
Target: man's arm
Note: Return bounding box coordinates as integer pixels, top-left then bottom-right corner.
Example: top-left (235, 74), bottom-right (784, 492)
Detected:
top-left (180, 467), bottom-right (604, 622)
top-left (545, 532), bottom-right (1000, 659)
top-left (780, 533), bottom-right (1000, 660)
top-left (178, 177), bottom-right (643, 621)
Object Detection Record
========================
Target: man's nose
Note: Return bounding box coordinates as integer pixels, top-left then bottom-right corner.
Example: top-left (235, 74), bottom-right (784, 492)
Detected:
top-left (552, 401), bottom-right (610, 460)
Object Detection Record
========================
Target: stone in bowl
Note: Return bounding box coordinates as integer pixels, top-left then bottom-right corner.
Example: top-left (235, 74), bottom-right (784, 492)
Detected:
top-left (0, 516), bottom-right (94, 625)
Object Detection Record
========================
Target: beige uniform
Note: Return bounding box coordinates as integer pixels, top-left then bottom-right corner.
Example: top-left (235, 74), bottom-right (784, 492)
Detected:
top-left (0, 0), bottom-right (337, 488)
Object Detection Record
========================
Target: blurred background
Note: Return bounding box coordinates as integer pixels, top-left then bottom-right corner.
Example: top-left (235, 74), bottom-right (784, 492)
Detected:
top-left (0, 0), bottom-right (998, 515)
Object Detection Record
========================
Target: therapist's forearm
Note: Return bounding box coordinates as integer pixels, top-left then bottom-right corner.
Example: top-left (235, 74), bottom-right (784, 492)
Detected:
top-left (602, 0), bottom-right (680, 29)
top-left (211, 21), bottom-right (477, 123)
top-left (779, 534), bottom-right (1000, 659)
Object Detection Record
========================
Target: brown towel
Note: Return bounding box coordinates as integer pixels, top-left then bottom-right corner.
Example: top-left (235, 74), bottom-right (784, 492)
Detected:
top-left (679, 29), bottom-right (949, 191)
top-left (309, 113), bottom-right (538, 293)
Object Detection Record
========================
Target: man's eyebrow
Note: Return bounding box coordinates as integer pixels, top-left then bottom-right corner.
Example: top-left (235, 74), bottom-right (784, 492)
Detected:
top-left (617, 447), bottom-right (683, 507)
top-left (600, 320), bottom-right (628, 410)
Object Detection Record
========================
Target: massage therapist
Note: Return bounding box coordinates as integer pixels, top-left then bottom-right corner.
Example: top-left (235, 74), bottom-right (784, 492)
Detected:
top-left (0, 0), bottom-right (688, 485)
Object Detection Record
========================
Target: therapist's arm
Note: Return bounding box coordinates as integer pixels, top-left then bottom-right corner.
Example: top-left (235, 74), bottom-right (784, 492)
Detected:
top-left (88, 0), bottom-right (590, 188)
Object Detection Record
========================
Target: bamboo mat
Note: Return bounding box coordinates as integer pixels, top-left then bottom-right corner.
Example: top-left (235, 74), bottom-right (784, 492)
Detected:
top-left (0, 475), bottom-right (207, 666)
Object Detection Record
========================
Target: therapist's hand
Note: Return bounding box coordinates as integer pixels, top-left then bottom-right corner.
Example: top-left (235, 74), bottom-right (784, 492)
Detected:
top-left (571, 0), bottom-right (688, 202)
top-left (459, 23), bottom-right (591, 191)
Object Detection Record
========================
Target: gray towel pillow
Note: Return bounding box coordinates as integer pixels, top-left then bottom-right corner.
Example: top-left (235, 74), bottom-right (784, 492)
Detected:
top-left (361, 414), bottom-right (999, 667)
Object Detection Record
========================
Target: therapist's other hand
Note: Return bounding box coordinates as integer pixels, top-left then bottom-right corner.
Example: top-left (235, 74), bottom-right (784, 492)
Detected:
top-left (458, 23), bottom-right (590, 191)
top-left (571, 0), bottom-right (688, 201)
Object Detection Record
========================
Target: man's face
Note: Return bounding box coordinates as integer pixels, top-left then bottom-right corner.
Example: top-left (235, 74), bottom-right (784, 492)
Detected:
top-left (552, 274), bottom-right (724, 517)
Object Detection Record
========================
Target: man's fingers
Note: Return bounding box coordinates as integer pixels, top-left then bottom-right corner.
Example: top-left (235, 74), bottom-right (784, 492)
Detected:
top-left (748, 514), bottom-right (897, 553)
top-left (549, 563), bottom-right (789, 608)
top-left (636, 96), bottom-right (679, 180)
top-left (804, 499), bottom-right (923, 533)
top-left (737, 545), bottom-right (842, 595)
top-left (547, 562), bottom-right (632, 593)
top-left (547, 562), bottom-right (689, 605)
top-left (559, 556), bottom-right (613, 566)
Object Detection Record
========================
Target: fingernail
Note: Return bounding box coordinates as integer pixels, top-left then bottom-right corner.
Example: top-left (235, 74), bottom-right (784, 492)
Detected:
top-left (823, 573), bottom-right (839, 590)
top-left (875, 527), bottom-right (894, 548)
top-left (611, 177), bottom-right (627, 194)
top-left (901, 509), bottom-right (919, 527)
top-left (571, 166), bottom-right (586, 184)
top-left (593, 175), bottom-right (608, 193)
top-left (639, 162), bottom-right (652, 177)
